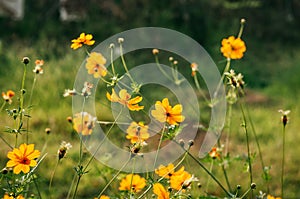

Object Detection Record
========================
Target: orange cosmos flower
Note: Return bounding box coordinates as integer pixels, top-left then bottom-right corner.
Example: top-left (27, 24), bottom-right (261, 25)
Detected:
top-left (169, 167), bottom-right (193, 191)
top-left (73, 112), bottom-right (97, 135)
top-left (209, 147), bottom-right (220, 159)
top-left (126, 121), bottom-right (150, 143)
top-left (151, 98), bottom-right (185, 125)
top-left (106, 89), bottom-right (144, 111)
top-left (220, 36), bottom-right (246, 59)
top-left (153, 183), bottom-right (170, 199)
top-left (2, 193), bottom-right (25, 199)
top-left (71, 33), bottom-right (95, 50)
top-left (267, 195), bottom-right (281, 199)
top-left (94, 195), bottom-right (110, 199)
top-left (33, 59), bottom-right (44, 74)
top-left (86, 52), bottom-right (107, 78)
top-left (6, 143), bottom-right (40, 174)
top-left (155, 163), bottom-right (175, 179)
top-left (2, 90), bottom-right (15, 104)
top-left (119, 174), bottom-right (146, 193)
top-left (190, 62), bottom-right (198, 77)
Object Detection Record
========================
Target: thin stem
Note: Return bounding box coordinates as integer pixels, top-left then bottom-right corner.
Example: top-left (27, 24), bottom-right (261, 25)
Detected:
top-left (225, 103), bottom-right (232, 155)
top-left (154, 56), bottom-right (173, 82)
top-left (186, 149), bottom-right (232, 197)
top-left (72, 175), bottom-right (82, 199)
top-left (119, 42), bottom-right (135, 84)
top-left (240, 187), bottom-right (251, 199)
top-left (33, 177), bottom-right (42, 199)
top-left (0, 134), bottom-right (13, 149)
top-left (97, 155), bottom-right (132, 198)
top-left (239, 101), bottom-right (253, 185)
top-left (217, 140), bottom-right (232, 193)
top-left (26, 74), bottom-right (37, 143)
top-left (205, 160), bottom-right (214, 194)
top-left (66, 175), bottom-right (77, 199)
top-left (49, 160), bottom-right (59, 196)
top-left (17, 63), bottom-right (27, 147)
top-left (237, 19), bottom-right (246, 39)
top-left (83, 109), bottom-right (123, 171)
top-left (193, 73), bottom-right (209, 103)
top-left (245, 102), bottom-right (269, 191)
top-left (153, 124), bottom-right (166, 171)
top-left (0, 101), bottom-right (6, 112)
top-left (110, 46), bottom-right (116, 76)
top-left (214, 59), bottom-right (231, 99)
top-left (281, 125), bottom-right (286, 199)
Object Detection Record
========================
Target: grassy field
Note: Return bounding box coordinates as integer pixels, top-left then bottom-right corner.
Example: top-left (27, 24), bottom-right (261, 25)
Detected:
top-left (0, 33), bottom-right (299, 199)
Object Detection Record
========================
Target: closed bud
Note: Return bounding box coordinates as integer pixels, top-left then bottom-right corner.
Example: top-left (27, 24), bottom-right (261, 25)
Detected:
top-left (45, 128), bottom-right (51, 135)
top-left (22, 57), bottom-right (30, 64)
top-left (188, 140), bottom-right (194, 147)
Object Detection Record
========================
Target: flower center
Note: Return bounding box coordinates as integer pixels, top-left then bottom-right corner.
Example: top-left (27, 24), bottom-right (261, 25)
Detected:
top-left (21, 157), bottom-right (30, 165)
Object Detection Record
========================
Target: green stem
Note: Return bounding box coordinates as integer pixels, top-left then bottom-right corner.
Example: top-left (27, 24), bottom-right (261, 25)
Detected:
top-left (97, 155), bottom-right (131, 198)
top-left (205, 160), bottom-right (214, 194)
top-left (225, 103), bottom-right (232, 155)
top-left (186, 149), bottom-right (232, 197)
top-left (239, 101), bottom-right (253, 185)
top-left (0, 134), bottom-right (13, 149)
top-left (281, 125), bottom-right (286, 199)
top-left (119, 42), bottom-right (135, 84)
top-left (193, 73), bottom-right (209, 103)
top-left (72, 175), bottom-right (82, 199)
top-left (66, 174), bottom-right (77, 199)
top-left (0, 101), bottom-right (5, 112)
top-left (153, 123), bottom-right (166, 171)
top-left (33, 177), bottom-right (42, 199)
top-left (154, 56), bottom-right (173, 82)
top-left (217, 140), bottom-right (232, 192)
top-left (214, 59), bottom-right (231, 99)
top-left (16, 63), bottom-right (27, 147)
top-left (240, 187), bottom-right (251, 199)
top-left (49, 159), bottom-right (59, 196)
top-left (26, 75), bottom-right (37, 143)
top-left (245, 102), bottom-right (269, 191)
top-left (110, 45), bottom-right (116, 76)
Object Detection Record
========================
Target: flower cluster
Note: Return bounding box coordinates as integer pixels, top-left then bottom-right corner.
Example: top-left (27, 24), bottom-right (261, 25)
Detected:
top-left (155, 163), bottom-right (198, 192)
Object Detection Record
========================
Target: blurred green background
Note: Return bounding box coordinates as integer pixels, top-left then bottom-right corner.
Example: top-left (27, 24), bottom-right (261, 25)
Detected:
top-left (0, 0), bottom-right (300, 198)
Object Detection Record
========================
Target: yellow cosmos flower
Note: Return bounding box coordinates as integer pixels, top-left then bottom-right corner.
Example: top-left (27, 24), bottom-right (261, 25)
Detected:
top-left (220, 36), bottom-right (246, 59)
top-left (73, 112), bottom-right (97, 135)
top-left (126, 121), bottom-right (150, 143)
top-left (151, 98), bottom-right (185, 125)
top-left (94, 195), bottom-right (110, 199)
top-left (169, 167), bottom-right (192, 191)
top-left (71, 33), bottom-right (95, 50)
top-left (2, 90), bottom-right (15, 104)
top-left (106, 89), bottom-right (144, 111)
top-left (153, 183), bottom-right (170, 199)
top-left (6, 143), bottom-right (40, 174)
top-left (155, 163), bottom-right (175, 179)
top-left (267, 195), bottom-right (281, 199)
top-left (119, 174), bottom-right (146, 193)
top-left (86, 52), bottom-right (107, 78)
top-left (2, 193), bottom-right (24, 199)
